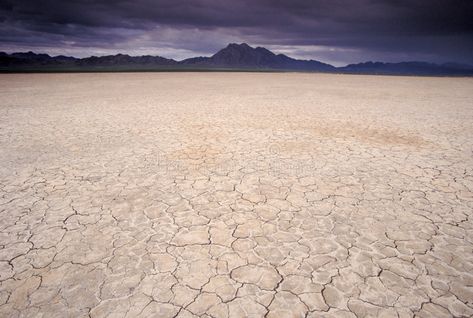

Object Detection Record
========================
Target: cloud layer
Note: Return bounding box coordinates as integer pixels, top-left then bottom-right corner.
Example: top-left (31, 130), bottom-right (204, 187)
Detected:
top-left (1, 0), bottom-right (472, 65)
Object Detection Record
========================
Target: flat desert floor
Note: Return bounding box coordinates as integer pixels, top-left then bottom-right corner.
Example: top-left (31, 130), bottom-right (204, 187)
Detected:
top-left (0, 73), bottom-right (473, 318)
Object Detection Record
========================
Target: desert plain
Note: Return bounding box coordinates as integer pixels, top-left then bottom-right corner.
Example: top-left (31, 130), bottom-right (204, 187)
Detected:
top-left (0, 72), bottom-right (472, 317)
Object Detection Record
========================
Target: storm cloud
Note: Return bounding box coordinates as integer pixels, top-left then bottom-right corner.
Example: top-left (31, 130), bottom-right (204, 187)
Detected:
top-left (1, 0), bottom-right (472, 65)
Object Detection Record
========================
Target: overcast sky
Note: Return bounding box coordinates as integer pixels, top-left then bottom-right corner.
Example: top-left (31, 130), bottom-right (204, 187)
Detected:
top-left (1, 0), bottom-right (472, 66)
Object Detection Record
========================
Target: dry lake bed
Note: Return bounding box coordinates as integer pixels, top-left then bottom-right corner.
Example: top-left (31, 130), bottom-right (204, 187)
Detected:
top-left (0, 73), bottom-right (472, 317)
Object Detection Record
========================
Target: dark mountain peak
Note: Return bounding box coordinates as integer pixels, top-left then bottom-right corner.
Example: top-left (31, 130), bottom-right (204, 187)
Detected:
top-left (220, 43), bottom-right (273, 56)
top-left (211, 42), bottom-right (297, 68)
top-left (217, 43), bottom-right (278, 56)
top-left (213, 43), bottom-right (255, 56)
top-left (209, 43), bottom-right (334, 71)
top-left (226, 43), bottom-right (251, 49)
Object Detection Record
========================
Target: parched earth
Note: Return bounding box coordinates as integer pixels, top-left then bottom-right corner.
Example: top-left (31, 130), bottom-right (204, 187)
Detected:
top-left (0, 73), bottom-right (472, 317)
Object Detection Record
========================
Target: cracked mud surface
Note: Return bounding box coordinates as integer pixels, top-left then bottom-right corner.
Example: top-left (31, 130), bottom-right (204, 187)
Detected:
top-left (0, 72), bottom-right (472, 317)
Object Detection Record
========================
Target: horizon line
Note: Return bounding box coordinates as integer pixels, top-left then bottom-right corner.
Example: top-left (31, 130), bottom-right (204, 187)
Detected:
top-left (2, 43), bottom-right (472, 68)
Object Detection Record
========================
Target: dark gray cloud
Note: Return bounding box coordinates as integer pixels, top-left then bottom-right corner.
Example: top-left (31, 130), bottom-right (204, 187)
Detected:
top-left (1, 0), bottom-right (472, 65)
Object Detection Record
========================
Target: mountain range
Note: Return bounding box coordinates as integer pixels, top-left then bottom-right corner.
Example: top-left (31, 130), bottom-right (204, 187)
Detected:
top-left (1, 43), bottom-right (472, 76)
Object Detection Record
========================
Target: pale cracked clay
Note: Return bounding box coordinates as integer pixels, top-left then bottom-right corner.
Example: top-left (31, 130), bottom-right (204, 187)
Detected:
top-left (0, 73), bottom-right (472, 317)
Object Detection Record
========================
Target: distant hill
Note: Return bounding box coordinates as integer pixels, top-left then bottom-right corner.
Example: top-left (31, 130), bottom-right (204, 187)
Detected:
top-left (339, 61), bottom-right (473, 76)
top-left (0, 51), bottom-right (76, 67)
top-left (0, 51), bottom-right (177, 70)
top-left (1, 43), bottom-right (472, 76)
top-left (76, 54), bottom-right (177, 67)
